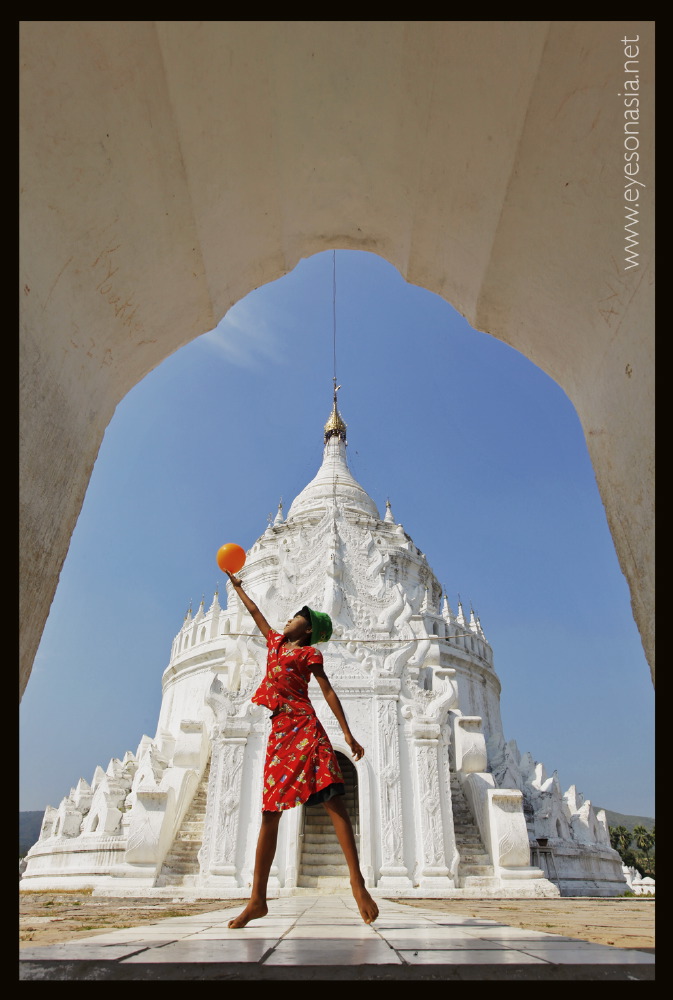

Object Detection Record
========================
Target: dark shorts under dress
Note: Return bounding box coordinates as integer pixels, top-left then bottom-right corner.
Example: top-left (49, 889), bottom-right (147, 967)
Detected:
top-left (252, 629), bottom-right (344, 812)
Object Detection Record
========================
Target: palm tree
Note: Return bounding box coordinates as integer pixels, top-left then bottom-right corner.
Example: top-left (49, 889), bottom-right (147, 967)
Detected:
top-left (632, 824), bottom-right (655, 875)
top-left (633, 824), bottom-right (654, 853)
top-left (609, 825), bottom-right (632, 858)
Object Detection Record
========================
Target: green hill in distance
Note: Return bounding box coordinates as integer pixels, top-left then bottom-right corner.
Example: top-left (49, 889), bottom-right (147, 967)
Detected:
top-left (594, 808), bottom-right (654, 833)
top-left (19, 811), bottom-right (45, 857)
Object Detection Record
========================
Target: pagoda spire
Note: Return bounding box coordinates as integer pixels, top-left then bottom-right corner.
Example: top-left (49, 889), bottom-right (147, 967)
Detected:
top-left (324, 381), bottom-right (347, 443)
top-left (273, 498), bottom-right (285, 525)
top-left (286, 382), bottom-right (379, 520)
top-left (442, 592), bottom-right (455, 621)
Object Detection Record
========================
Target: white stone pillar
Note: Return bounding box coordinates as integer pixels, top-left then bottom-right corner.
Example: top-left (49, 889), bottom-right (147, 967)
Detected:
top-left (281, 803), bottom-right (302, 889)
top-left (204, 733), bottom-right (248, 886)
top-left (408, 720), bottom-right (454, 890)
top-left (374, 682), bottom-right (412, 889)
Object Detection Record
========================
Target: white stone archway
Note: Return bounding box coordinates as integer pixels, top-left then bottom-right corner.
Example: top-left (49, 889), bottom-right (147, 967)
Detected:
top-left (20, 21), bottom-right (654, 699)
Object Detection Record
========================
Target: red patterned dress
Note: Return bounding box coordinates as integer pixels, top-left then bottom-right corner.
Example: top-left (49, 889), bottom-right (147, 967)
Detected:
top-left (252, 629), bottom-right (344, 812)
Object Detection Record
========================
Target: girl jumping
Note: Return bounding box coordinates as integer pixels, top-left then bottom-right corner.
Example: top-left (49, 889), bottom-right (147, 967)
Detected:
top-left (225, 571), bottom-right (379, 927)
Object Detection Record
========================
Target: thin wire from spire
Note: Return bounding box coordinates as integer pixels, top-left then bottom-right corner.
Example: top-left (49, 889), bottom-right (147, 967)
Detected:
top-left (332, 250), bottom-right (337, 390)
top-left (331, 251), bottom-right (341, 523)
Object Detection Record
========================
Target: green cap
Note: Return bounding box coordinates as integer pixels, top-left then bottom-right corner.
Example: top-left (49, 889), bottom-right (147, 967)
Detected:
top-left (307, 607), bottom-right (333, 644)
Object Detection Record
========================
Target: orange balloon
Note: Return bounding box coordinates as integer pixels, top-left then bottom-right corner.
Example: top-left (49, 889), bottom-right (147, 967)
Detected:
top-left (216, 543), bottom-right (246, 575)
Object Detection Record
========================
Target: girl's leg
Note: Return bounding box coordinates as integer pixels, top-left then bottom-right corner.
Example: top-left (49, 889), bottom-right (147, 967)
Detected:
top-left (228, 810), bottom-right (282, 928)
top-left (322, 796), bottom-right (379, 924)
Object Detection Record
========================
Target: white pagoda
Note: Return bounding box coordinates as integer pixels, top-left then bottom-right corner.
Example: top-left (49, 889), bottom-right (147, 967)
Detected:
top-left (22, 397), bottom-right (626, 897)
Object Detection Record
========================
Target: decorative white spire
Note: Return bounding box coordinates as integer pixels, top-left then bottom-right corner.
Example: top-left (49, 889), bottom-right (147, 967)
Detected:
top-left (384, 498), bottom-right (395, 523)
top-left (456, 597), bottom-right (466, 627)
top-left (273, 498), bottom-right (285, 525)
top-left (442, 593), bottom-right (455, 621)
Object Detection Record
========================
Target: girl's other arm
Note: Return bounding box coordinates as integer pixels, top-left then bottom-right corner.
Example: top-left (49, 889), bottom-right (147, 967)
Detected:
top-left (312, 666), bottom-right (365, 761)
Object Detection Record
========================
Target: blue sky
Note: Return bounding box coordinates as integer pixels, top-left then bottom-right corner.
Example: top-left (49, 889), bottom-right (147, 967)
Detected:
top-left (20, 249), bottom-right (654, 819)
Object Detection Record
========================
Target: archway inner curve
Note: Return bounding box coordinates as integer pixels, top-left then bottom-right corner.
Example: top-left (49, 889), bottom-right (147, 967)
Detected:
top-left (19, 247), bottom-right (653, 829)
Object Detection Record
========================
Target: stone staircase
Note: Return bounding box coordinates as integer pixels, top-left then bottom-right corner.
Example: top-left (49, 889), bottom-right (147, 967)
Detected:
top-left (297, 767), bottom-right (358, 890)
top-left (154, 759), bottom-right (210, 887)
top-left (149, 758), bottom-right (497, 894)
top-left (449, 768), bottom-right (498, 889)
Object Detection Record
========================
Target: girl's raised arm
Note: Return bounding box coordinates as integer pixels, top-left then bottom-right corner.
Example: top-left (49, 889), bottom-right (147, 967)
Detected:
top-left (226, 571), bottom-right (272, 639)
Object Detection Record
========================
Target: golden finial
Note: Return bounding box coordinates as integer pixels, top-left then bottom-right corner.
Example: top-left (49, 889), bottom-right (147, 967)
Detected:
top-left (324, 382), bottom-right (347, 442)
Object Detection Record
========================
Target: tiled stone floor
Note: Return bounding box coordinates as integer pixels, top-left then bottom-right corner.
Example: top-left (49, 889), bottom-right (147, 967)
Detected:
top-left (19, 894), bottom-right (655, 980)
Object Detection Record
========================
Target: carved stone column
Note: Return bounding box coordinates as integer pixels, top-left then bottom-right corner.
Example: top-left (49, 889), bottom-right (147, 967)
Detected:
top-left (202, 724), bottom-right (250, 886)
top-left (407, 719), bottom-right (454, 890)
top-left (374, 679), bottom-right (412, 889)
top-left (400, 668), bottom-right (457, 890)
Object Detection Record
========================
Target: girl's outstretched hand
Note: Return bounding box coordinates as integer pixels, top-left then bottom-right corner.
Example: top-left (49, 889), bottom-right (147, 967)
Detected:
top-left (226, 570), bottom-right (243, 588)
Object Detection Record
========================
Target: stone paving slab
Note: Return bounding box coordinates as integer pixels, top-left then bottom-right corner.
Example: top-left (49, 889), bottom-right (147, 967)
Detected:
top-left (19, 894), bottom-right (655, 981)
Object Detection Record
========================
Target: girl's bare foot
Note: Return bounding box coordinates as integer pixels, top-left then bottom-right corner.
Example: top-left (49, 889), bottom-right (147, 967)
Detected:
top-left (351, 881), bottom-right (378, 924)
top-left (227, 900), bottom-right (268, 928)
